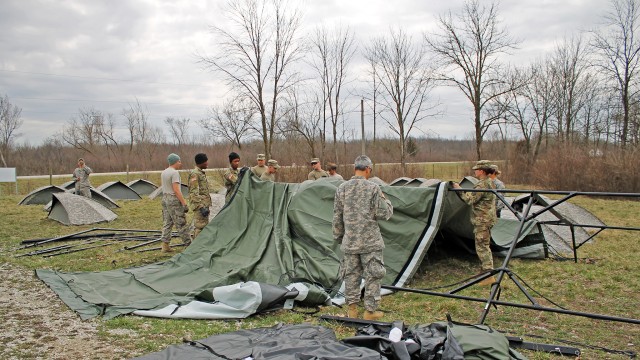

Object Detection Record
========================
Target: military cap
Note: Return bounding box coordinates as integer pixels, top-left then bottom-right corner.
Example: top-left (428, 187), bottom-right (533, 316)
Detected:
top-left (472, 159), bottom-right (493, 170)
top-left (267, 159), bottom-right (280, 169)
top-left (167, 153), bottom-right (181, 165)
top-left (490, 164), bottom-right (502, 175)
top-left (354, 155), bottom-right (373, 169)
top-left (257, 154), bottom-right (266, 160)
top-left (310, 157), bottom-right (320, 164)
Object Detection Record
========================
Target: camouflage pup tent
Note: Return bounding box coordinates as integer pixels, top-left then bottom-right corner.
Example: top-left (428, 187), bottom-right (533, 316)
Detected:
top-left (36, 170), bottom-right (545, 320)
top-left (47, 192), bottom-right (118, 226)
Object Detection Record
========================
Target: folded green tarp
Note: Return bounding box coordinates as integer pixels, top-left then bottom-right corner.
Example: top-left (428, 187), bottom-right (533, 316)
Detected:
top-left (36, 170), bottom-right (543, 320)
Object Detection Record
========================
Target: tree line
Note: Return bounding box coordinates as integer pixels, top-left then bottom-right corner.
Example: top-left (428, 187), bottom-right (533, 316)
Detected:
top-left (1, 0), bottom-right (640, 185)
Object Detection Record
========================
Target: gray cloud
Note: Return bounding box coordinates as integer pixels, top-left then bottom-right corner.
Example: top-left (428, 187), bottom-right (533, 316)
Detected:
top-left (0, 0), bottom-right (614, 145)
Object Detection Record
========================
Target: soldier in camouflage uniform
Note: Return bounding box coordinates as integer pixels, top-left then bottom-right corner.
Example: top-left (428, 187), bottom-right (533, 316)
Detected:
top-left (160, 153), bottom-right (192, 253)
top-left (223, 152), bottom-right (241, 203)
top-left (189, 153), bottom-right (212, 239)
top-left (453, 160), bottom-right (497, 285)
top-left (72, 158), bottom-right (92, 198)
top-left (308, 157), bottom-right (329, 180)
top-left (251, 154), bottom-right (267, 178)
top-left (489, 164), bottom-right (506, 218)
top-left (260, 159), bottom-right (280, 182)
top-left (333, 155), bottom-right (393, 320)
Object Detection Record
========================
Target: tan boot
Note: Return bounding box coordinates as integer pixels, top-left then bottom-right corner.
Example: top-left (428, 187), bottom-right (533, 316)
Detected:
top-left (478, 275), bottom-right (496, 286)
top-left (161, 242), bottom-right (174, 253)
top-left (363, 310), bottom-right (384, 320)
top-left (347, 304), bottom-right (359, 318)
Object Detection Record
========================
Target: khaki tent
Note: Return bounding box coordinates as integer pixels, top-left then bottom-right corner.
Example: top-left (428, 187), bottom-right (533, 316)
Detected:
top-left (47, 193), bottom-right (117, 226)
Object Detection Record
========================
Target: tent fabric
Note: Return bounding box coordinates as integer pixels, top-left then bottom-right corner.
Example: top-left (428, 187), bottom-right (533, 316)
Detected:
top-left (43, 188), bottom-right (119, 211)
top-left (47, 192), bottom-right (117, 226)
top-left (133, 323), bottom-right (383, 360)
top-left (59, 180), bottom-right (77, 190)
top-left (36, 171), bottom-right (542, 320)
top-left (18, 185), bottom-right (67, 205)
top-left (96, 181), bottom-right (142, 200)
top-left (126, 179), bottom-right (158, 196)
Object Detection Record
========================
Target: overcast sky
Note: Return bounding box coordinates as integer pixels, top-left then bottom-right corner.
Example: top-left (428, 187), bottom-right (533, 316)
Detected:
top-left (0, 0), bottom-right (610, 146)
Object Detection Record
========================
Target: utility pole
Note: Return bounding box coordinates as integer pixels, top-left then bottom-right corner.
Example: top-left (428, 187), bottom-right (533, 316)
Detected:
top-left (361, 99), bottom-right (365, 155)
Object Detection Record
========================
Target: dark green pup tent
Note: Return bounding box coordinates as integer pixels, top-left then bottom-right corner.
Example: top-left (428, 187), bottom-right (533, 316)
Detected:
top-left (96, 181), bottom-right (142, 200)
top-left (18, 185), bottom-right (67, 205)
top-left (126, 179), bottom-right (158, 196)
top-left (36, 170), bottom-right (544, 320)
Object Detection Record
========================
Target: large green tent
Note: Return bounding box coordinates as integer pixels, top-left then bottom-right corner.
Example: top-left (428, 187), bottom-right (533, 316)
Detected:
top-left (36, 169), bottom-right (544, 320)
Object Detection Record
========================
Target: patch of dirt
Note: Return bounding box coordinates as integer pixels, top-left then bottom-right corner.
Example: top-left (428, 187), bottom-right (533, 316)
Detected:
top-left (0, 263), bottom-right (137, 359)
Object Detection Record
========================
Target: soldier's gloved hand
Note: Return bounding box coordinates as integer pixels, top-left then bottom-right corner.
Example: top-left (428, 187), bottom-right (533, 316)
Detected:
top-left (183, 205), bottom-right (189, 213)
top-left (199, 207), bottom-right (210, 218)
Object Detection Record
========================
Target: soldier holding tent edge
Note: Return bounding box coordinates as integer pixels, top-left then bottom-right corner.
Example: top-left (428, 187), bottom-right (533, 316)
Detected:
top-left (160, 153), bottom-right (192, 253)
top-left (333, 155), bottom-right (393, 320)
top-left (189, 153), bottom-right (212, 239)
top-left (223, 152), bottom-right (241, 203)
top-left (453, 160), bottom-right (497, 285)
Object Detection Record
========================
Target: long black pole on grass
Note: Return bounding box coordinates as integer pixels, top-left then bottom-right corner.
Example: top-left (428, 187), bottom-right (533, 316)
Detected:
top-left (381, 284), bottom-right (640, 325)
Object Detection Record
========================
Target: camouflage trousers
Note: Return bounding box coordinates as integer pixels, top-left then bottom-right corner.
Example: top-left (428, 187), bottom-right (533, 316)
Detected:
top-left (75, 185), bottom-right (91, 198)
top-left (341, 251), bottom-right (386, 312)
top-left (191, 207), bottom-right (210, 239)
top-left (474, 225), bottom-right (494, 271)
top-left (160, 194), bottom-right (191, 245)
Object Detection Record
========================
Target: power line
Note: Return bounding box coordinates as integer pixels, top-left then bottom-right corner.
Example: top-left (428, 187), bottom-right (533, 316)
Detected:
top-left (0, 68), bottom-right (213, 87)
top-left (13, 96), bottom-right (210, 107)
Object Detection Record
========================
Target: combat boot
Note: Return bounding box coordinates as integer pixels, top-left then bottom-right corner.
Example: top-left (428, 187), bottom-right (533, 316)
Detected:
top-left (347, 304), bottom-right (359, 318)
top-left (478, 275), bottom-right (496, 286)
top-left (161, 242), bottom-right (174, 253)
top-left (363, 310), bottom-right (384, 320)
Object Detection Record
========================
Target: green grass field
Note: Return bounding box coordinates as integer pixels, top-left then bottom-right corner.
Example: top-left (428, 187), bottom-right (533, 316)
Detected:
top-left (0, 169), bottom-right (638, 359)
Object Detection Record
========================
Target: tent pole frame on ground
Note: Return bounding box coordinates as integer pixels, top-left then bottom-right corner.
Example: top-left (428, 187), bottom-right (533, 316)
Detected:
top-left (384, 188), bottom-right (640, 326)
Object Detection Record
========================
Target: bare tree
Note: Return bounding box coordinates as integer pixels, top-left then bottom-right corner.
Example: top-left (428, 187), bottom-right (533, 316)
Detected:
top-left (200, 98), bottom-right (254, 149)
top-left (365, 28), bottom-right (439, 174)
top-left (549, 36), bottom-right (591, 143)
top-left (309, 25), bottom-right (356, 163)
top-left (61, 107), bottom-right (114, 156)
top-left (164, 117), bottom-right (191, 146)
top-left (426, 0), bottom-right (519, 159)
top-left (122, 98), bottom-right (152, 164)
top-left (199, 0), bottom-right (304, 159)
top-left (279, 89), bottom-right (324, 157)
top-left (0, 94), bottom-right (23, 167)
top-left (591, 0), bottom-right (640, 148)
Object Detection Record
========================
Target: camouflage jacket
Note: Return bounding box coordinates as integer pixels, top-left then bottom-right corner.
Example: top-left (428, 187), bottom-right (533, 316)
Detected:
top-left (251, 165), bottom-right (266, 178)
top-left (223, 167), bottom-right (239, 201)
top-left (492, 178), bottom-right (505, 210)
top-left (461, 177), bottom-right (497, 227)
top-left (260, 171), bottom-right (275, 182)
top-left (333, 175), bottom-right (394, 254)
top-left (188, 166), bottom-right (211, 210)
top-left (72, 166), bottom-right (92, 187)
top-left (308, 169), bottom-right (329, 180)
